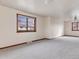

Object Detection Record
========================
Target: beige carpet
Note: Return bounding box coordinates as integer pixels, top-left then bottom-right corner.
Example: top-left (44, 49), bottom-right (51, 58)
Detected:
top-left (0, 36), bottom-right (79, 59)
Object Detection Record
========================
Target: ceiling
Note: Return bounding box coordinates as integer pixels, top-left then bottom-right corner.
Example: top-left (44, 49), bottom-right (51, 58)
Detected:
top-left (0, 0), bottom-right (79, 17)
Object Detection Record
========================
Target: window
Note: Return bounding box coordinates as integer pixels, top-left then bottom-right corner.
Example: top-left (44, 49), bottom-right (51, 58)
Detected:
top-left (17, 14), bottom-right (36, 32)
top-left (72, 22), bottom-right (79, 31)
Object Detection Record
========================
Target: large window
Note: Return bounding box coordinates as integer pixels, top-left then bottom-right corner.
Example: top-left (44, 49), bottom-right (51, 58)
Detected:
top-left (17, 14), bottom-right (36, 32)
top-left (72, 22), bottom-right (79, 31)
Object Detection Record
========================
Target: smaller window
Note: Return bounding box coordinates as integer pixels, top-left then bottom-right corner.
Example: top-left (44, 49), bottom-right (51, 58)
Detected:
top-left (17, 14), bottom-right (36, 32)
top-left (72, 22), bottom-right (79, 31)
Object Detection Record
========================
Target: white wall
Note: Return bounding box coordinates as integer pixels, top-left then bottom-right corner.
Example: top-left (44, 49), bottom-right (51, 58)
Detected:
top-left (0, 5), bottom-right (65, 48)
top-left (0, 5), bottom-right (46, 48)
top-left (45, 17), bottom-right (64, 38)
top-left (64, 21), bottom-right (79, 36)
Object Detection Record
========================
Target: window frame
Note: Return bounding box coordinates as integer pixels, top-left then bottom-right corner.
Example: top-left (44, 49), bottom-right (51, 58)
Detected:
top-left (72, 22), bottom-right (79, 31)
top-left (17, 14), bottom-right (36, 33)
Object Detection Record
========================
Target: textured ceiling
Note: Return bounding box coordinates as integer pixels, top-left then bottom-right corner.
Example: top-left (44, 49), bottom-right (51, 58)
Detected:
top-left (0, 0), bottom-right (79, 17)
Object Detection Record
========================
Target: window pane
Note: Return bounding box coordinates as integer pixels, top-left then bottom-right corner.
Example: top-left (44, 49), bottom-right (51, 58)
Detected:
top-left (72, 22), bottom-right (77, 31)
top-left (77, 22), bottom-right (79, 30)
top-left (28, 17), bottom-right (34, 27)
top-left (28, 17), bottom-right (35, 31)
top-left (18, 15), bottom-right (27, 31)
